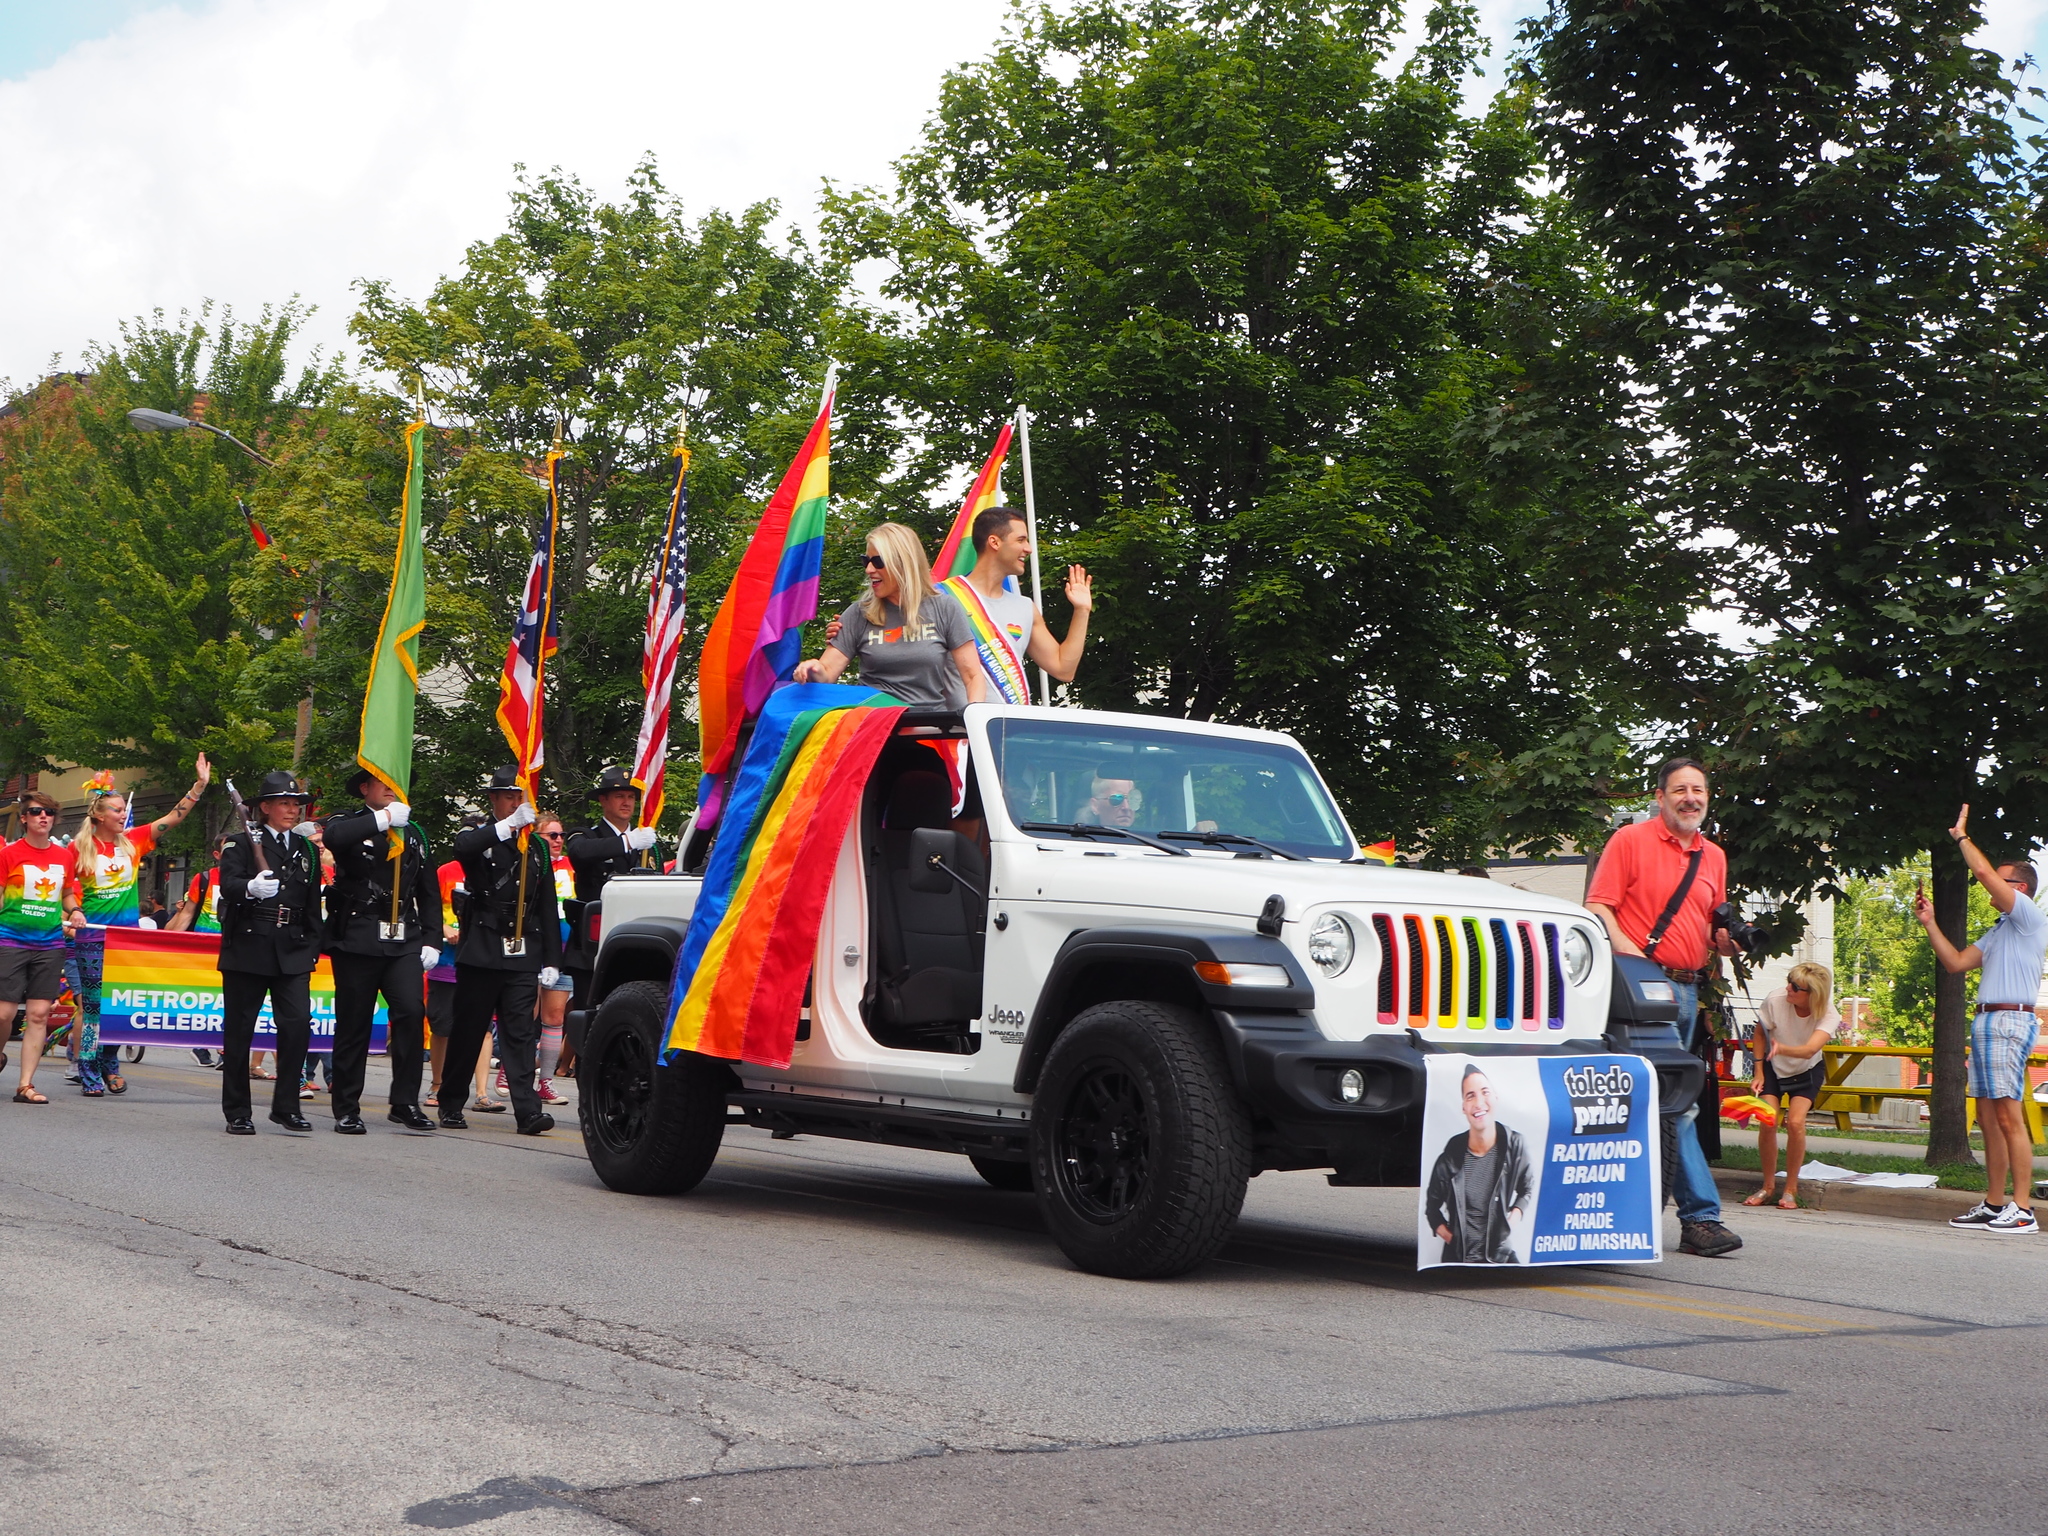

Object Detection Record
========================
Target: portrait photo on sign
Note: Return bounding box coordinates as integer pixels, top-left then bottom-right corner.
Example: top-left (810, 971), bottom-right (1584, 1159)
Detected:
top-left (1418, 1056), bottom-right (1545, 1267)
top-left (1417, 1051), bottom-right (1663, 1270)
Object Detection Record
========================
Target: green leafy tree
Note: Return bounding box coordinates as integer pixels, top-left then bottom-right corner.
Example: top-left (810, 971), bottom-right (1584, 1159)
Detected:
top-left (1527, 0), bottom-right (2048, 1160)
top-left (0, 307), bottom-right (336, 856)
top-left (1835, 858), bottom-right (1996, 1049)
top-left (826, 0), bottom-right (1710, 860)
top-left (350, 162), bottom-right (901, 824)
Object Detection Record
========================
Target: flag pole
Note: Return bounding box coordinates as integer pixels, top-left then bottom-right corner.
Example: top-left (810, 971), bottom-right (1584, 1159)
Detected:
top-left (514, 420), bottom-right (564, 953)
top-left (391, 382), bottom-right (429, 932)
top-left (1015, 404), bottom-right (1050, 706)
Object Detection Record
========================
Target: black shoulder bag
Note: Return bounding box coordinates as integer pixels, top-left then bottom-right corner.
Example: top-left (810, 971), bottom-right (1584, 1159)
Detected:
top-left (1640, 847), bottom-right (1703, 964)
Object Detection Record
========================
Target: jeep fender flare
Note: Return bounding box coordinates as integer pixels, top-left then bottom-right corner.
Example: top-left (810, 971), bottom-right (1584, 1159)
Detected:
top-left (590, 919), bottom-right (689, 1010)
top-left (1011, 927), bottom-right (1315, 1095)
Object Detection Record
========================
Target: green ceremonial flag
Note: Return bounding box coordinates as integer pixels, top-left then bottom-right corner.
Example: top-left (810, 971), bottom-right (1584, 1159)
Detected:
top-left (357, 419), bottom-right (428, 798)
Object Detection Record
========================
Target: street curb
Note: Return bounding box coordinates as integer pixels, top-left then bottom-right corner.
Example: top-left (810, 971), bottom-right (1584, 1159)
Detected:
top-left (1710, 1167), bottom-right (1981, 1223)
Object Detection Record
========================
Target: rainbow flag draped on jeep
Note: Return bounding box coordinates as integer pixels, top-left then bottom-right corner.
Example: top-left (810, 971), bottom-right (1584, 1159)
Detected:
top-left (663, 683), bottom-right (903, 1068)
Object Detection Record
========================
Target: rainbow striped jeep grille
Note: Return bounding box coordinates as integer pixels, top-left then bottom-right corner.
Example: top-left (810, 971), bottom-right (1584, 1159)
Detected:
top-left (1369, 911), bottom-right (1566, 1031)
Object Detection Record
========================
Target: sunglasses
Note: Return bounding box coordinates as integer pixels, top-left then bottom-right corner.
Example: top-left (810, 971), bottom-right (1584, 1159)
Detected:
top-left (543, 831), bottom-right (564, 841)
top-left (22, 807), bottom-right (56, 818)
top-left (1102, 792), bottom-right (1139, 807)
top-left (862, 553), bottom-right (887, 569)
top-left (1787, 983), bottom-right (1810, 993)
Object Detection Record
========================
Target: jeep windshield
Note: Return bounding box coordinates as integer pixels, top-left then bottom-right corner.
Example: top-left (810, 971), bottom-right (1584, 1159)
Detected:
top-left (986, 717), bottom-right (1353, 860)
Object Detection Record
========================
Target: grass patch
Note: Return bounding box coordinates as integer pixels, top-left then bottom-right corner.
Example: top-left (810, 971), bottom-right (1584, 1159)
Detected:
top-left (1714, 1142), bottom-right (1987, 1193)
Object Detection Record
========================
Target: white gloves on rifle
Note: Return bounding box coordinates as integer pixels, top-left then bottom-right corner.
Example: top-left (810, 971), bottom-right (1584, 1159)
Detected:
top-left (376, 802), bottom-right (411, 831)
top-left (247, 871), bottom-right (281, 899)
top-left (624, 826), bottom-right (657, 852)
top-left (419, 945), bottom-right (440, 971)
top-left (538, 966), bottom-right (562, 987)
top-left (495, 801), bottom-right (536, 840)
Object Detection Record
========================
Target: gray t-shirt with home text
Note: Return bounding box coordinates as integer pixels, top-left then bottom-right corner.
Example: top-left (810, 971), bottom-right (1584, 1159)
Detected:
top-left (827, 588), bottom-right (973, 710)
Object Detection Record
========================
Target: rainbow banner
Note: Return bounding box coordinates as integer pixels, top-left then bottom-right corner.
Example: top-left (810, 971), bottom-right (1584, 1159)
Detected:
top-left (696, 379), bottom-right (835, 807)
top-left (932, 422), bottom-right (1014, 582)
top-left (664, 683), bottom-right (903, 1068)
top-left (83, 926), bottom-right (386, 1051)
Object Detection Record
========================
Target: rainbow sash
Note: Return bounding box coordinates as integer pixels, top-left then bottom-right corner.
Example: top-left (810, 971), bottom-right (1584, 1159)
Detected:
top-left (662, 683), bottom-right (904, 1068)
top-left (941, 576), bottom-right (1030, 705)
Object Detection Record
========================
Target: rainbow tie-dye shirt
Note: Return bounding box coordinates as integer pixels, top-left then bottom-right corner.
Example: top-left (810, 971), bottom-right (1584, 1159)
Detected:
top-left (0, 839), bottom-right (81, 948)
top-left (79, 826), bottom-right (157, 927)
top-left (184, 867), bottom-right (223, 934)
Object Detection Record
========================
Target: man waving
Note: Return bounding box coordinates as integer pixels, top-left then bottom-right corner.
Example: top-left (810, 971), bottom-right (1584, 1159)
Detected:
top-left (942, 505), bottom-right (1092, 704)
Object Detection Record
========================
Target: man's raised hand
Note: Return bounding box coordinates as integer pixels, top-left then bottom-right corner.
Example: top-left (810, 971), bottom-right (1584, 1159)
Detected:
top-left (1950, 804), bottom-right (1970, 843)
top-left (1064, 565), bottom-right (1093, 612)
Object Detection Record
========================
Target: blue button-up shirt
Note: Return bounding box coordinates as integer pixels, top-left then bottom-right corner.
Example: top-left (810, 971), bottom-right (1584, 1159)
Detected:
top-left (1977, 891), bottom-right (2047, 1009)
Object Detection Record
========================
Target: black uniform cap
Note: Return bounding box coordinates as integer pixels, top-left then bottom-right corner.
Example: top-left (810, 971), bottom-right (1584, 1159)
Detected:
top-left (254, 770), bottom-right (312, 803)
top-left (589, 765), bottom-right (638, 799)
top-left (485, 765), bottom-right (523, 794)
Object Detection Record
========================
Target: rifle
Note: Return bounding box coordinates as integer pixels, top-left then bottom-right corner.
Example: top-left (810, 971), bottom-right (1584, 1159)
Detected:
top-left (223, 778), bottom-right (270, 875)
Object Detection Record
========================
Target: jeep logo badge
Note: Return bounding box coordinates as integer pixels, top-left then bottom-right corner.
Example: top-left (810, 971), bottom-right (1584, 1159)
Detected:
top-left (1562, 1062), bottom-right (1635, 1135)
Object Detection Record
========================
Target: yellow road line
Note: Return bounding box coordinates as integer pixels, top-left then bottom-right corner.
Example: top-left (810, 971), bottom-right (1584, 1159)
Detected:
top-left (1532, 1285), bottom-right (1835, 1332)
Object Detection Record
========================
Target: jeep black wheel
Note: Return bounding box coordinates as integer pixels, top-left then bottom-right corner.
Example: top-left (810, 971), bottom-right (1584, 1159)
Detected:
top-left (968, 1154), bottom-right (1034, 1192)
top-left (578, 980), bottom-right (727, 1195)
top-left (1031, 999), bottom-right (1252, 1278)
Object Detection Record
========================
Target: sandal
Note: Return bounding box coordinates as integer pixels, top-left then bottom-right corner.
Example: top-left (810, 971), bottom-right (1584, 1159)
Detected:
top-left (13, 1085), bottom-right (49, 1104)
top-left (106, 1074), bottom-right (127, 1095)
top-left (82, 1086), bottom-right (104, 1097)
top-left (250, 1067), bottom-right (274, 1080)
top-left (1742, 1186), bottom-right (1775, 1207)
top-left (1777, 1192), bottom-right (1799, 1210)
top-left (423, 1090), bottom-right (439, 1107)
top-left (472, 1097), bottom-right (508, 1113)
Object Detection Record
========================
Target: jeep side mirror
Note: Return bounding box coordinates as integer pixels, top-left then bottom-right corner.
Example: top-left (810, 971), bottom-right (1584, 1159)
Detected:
top-left (908, 827), bottom-right (970, 894)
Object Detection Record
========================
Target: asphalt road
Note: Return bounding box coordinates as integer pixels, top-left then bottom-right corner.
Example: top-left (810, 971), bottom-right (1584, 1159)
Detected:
top-left (3, 1052), bottom-right (2043, 1536)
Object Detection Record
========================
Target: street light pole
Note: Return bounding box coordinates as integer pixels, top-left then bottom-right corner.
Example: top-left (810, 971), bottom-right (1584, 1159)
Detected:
top-left (125, 407), bottom-right (276, 467)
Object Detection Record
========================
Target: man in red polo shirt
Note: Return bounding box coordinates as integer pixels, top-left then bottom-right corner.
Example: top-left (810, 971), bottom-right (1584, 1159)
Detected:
top-left (1586, 757), bottom-right (1743, 1258)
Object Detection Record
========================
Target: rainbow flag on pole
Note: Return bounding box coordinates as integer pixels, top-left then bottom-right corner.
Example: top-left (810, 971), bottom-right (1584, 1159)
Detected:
top-left (664, 683), bottom-right (902, 1068)
top-left (696, 376), bottom-right (835, 810)
top-left (932, 422), bottom-right (1015, 583)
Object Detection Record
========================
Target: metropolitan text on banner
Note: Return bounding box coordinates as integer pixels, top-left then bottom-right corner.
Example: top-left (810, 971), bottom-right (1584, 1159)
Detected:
top-left (81, 926), bottom-right (388, 1052)
top-left (1417, 1052), bottom-right (1661, 1270)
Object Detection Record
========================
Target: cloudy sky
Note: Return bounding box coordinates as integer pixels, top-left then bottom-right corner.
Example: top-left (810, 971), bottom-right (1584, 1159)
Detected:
top-left (3, 0), bottom-right (2046, 391)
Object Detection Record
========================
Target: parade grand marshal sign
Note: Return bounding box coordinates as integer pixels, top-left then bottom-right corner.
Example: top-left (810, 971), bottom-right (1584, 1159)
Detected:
top-left (79, 926), bottom-right (387, 1052)
top-left (1417, 1052), bottom-right (1661, 1269)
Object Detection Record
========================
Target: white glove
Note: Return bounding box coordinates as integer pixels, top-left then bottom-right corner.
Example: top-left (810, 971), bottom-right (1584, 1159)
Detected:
top-left (247, 871), bottom-right (281, 899)
top-left (624, 826), bottom-right (657, 851)
top-left (495, 802), bottom-right (536, 840)
top-left (538, 966), bottom-right (562, 987)
top-left (376, 802), bottom-right (411, 830)
top-left (419, 945), bottom-right (441, 970)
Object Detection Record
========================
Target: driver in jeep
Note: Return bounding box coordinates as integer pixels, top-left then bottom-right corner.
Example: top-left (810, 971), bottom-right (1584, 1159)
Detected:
top-left (1078, 776), bottom-right (1141, 828)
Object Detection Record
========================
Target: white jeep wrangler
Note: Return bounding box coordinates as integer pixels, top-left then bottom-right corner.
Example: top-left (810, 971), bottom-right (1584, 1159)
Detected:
top-left (565, 704), bottom-right (1702, 1278)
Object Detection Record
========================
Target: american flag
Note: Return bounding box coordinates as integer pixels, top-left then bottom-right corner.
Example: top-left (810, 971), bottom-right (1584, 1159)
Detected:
top-left (495, 448), bottom-right (563, 802)
top-left (630, 445), bottom-right (690, 829)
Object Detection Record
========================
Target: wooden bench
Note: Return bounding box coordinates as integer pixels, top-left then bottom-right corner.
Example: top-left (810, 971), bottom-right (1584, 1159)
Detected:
top-left (1715, 1041), bottom-right (2047, 1143)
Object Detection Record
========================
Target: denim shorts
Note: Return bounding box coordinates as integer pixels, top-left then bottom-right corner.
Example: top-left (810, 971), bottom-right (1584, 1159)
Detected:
top-left (542, 971), bottom-right (574, 994)
top-left (1968, 1010), bottom-right (2039, 1101)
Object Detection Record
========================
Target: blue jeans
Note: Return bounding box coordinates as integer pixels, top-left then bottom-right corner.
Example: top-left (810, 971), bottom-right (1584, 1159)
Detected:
top-left (1667, 980), bottom-right (1721, 1225)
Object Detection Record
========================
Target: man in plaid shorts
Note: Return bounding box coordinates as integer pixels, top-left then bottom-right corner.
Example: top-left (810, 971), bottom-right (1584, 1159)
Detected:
top-left (1917, 805), bottom-right (2046, 1235)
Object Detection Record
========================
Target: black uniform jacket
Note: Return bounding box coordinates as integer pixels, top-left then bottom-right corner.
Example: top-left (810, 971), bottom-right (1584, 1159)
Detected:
top-left (217, 825), bottom-right (322, 977)
top-left (320, 808), bottom-right (445, 959)
top-left (564, 821), bottom-right (659, 900)
top-left (449, 821), bottom-right (561, 972)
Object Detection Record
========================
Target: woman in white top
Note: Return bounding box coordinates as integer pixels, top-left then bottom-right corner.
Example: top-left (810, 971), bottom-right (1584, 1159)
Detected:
top-left (1743, 961), bottom-right (1841, 1210)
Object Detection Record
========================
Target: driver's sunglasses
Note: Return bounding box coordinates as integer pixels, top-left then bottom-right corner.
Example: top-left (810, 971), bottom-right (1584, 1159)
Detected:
top-left (1105, 792), bottom-right (1139, 807)
top-left (862, 553), bottom-right (887, 569)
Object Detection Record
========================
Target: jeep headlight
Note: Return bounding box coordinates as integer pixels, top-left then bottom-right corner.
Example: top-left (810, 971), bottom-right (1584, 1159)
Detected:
top-left (1308, 912), bottom-right (1355, 977)
top-left (1562, 925), bottom-right (1596, 986)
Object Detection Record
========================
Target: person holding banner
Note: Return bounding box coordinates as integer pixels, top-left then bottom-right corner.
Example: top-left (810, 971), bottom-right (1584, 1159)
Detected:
top-left (2, 791), bottom-right (86, 1104)
top-left (797, 524), bottom-right (986, 708)
top-left (216, 771), bottom-right (321, 1135)
top-left (446, 766), bottom-right (560, 1135)
top-left (320, 767), bottom-right (443, 1134)
top-left (68, 758), bottom-right (212, 1094)
top-left (945, 506), bottom-right (1092, 703)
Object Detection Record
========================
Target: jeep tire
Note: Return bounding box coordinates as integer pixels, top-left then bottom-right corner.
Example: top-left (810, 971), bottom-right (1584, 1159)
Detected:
top-left (968, 1154), bottom-right (1034, 1192)
top-left (579, 980), bottom-right (726, 1195)
top-left (1031, 999), bottom-right (1252, 1279)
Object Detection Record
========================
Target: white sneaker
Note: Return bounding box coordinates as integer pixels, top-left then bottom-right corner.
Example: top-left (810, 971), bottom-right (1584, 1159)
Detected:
top-left (1985, 1203), bottom-right (2040, 1235)
top-left (1949, 1201), bottom-right (1999, 1229)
